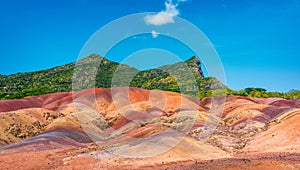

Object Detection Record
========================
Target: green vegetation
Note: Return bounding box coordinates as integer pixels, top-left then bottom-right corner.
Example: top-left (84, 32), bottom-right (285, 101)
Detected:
top-left (198, 87), bottom-right (300, 100)
top-left (0, 54), bottom-right (299, 100)
top-left (0, 54), bottom-right (222, 99)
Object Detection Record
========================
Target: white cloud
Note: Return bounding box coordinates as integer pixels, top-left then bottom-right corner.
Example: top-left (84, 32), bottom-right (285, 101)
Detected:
top-left (145, 12), bottom-right (175, 26)
top-left (145, 0), bottom-right (187, 26)
top-left (151, 30), bottom-right (159, 38)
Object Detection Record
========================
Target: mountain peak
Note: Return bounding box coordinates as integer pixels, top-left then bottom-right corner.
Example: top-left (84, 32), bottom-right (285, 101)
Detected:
top-left (185, 56), bottom-right (204, 78)
top-left (186, 56), bottom-right (200, 63)
top-left (77, 54), bottom-right (104, 63)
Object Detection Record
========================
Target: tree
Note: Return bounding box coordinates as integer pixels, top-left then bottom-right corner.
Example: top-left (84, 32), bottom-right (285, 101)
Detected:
top-left (244, 87), bottom-right (267, 94)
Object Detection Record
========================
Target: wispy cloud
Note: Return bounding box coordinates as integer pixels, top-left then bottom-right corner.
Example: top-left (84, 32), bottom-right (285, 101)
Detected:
top-left (144, 0), bottom-right (187, 26)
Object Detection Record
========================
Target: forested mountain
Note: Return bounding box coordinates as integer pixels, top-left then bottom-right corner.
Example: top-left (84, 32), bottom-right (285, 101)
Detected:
top-left (1, 54), bottom-right (299, 100)
top-left (0, 54), bottom-right (223, 99)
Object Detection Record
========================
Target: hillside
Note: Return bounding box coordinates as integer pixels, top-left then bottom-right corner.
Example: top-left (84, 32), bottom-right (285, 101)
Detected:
top-left (0, 54), bottom-right (223, 100)
top-left (0, 87), bottom-right (299, 169)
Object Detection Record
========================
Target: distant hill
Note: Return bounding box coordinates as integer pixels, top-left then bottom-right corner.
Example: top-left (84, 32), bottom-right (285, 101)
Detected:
top-left (0, 54), bottom-right (224, 99)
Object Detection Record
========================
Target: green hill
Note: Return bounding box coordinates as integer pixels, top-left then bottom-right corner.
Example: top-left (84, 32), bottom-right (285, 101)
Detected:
top-left (0, 54), bottom-right (224, 99)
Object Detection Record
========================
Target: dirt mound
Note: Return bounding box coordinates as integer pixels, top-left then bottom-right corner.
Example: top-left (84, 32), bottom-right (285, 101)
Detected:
top-left (0, 88), bottom-right (299, 169)
top-left (242, 109), bottom-right (300, 153)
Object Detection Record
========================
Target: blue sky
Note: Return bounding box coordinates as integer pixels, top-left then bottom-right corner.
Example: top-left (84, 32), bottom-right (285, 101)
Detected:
top-left (0, 0), bottom-right (299, 92)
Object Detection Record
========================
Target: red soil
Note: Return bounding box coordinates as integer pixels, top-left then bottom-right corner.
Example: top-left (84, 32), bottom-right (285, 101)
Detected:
top-left (0, 87), bottom-right (299, 169)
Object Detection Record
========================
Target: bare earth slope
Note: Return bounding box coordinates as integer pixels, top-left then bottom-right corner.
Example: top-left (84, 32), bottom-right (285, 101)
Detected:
top-left (0, 88), bottom-right (299, 169)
